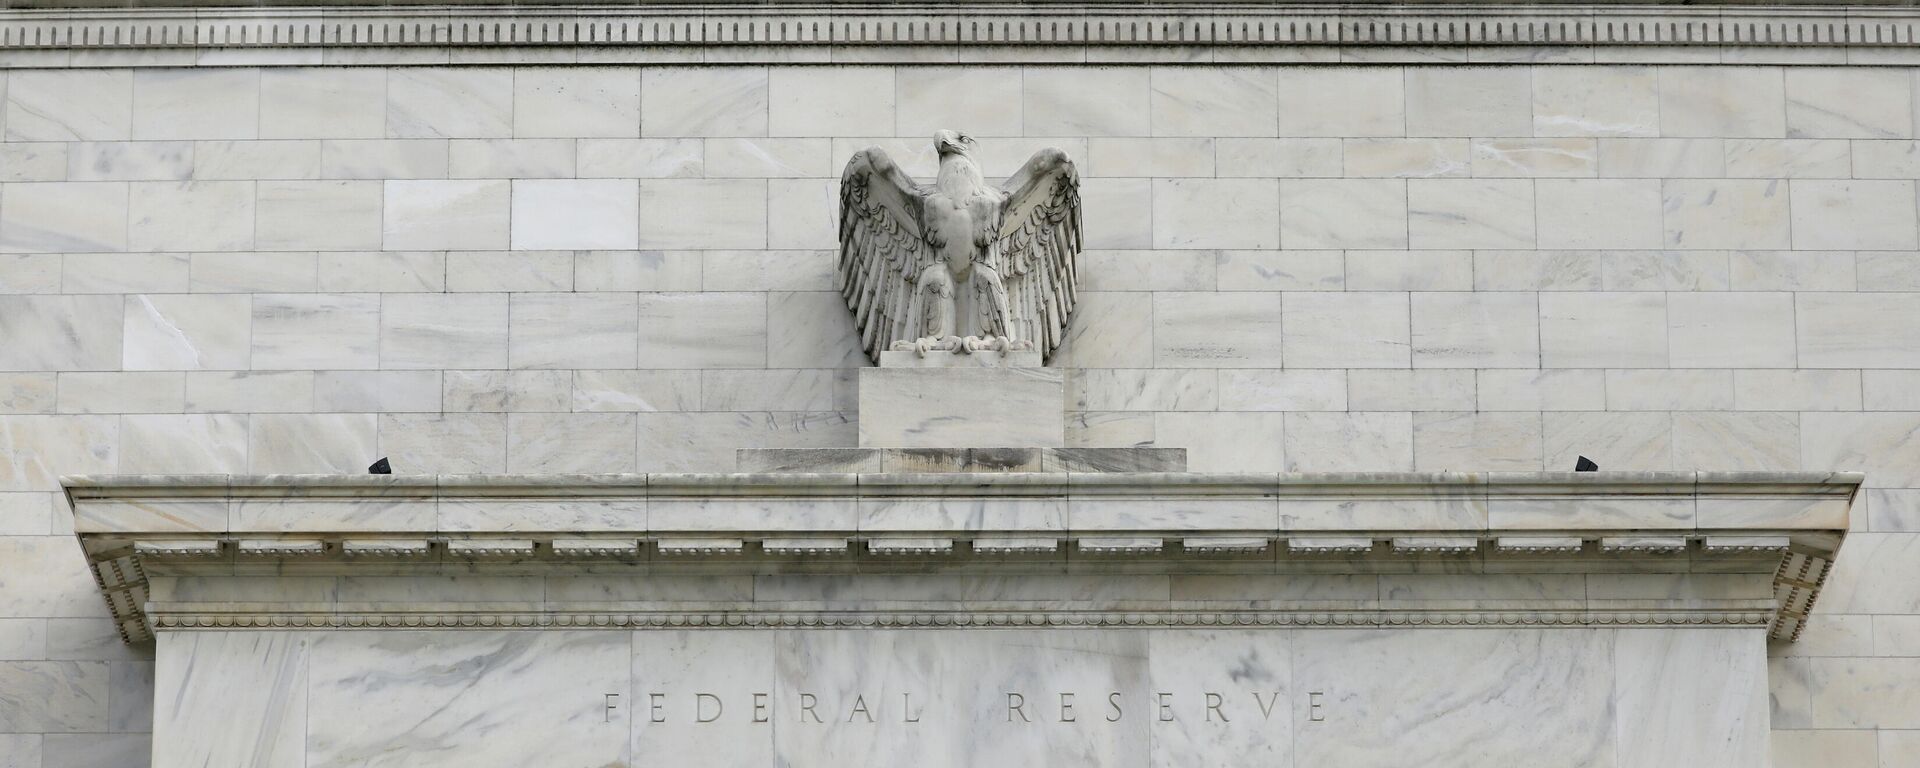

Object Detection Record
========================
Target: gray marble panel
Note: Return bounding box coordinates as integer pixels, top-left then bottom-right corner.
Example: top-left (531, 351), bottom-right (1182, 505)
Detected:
top-left (306, 631), bottom-right (631, 768)
top-left (153, 632), bottom-right (308, 768)
top-left (1614, 630), bottom-right (1769, 768)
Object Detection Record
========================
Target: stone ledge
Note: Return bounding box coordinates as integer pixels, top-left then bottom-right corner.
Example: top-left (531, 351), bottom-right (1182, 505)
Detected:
top-left (6, 3), bottom-right (1920, 66)
top-left (66, 470), bottom-right (1858, 644)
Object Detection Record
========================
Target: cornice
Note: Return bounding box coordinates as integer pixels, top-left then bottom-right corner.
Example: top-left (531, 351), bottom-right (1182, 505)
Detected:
top-left (5, 4), bottom-right (1920, 66)
top-left (66, 470), bottom-right (1860, 645)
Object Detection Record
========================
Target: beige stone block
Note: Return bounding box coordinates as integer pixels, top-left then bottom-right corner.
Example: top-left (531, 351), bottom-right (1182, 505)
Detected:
top-left (1605, 369), bottom-right (1732, 410)
top-left (1080, 177), bottom-right (1151, 250)
top-left (1798, 292), bottom-right (1920, 368)
top-left (1023, 67), bottom-right (1149, 136)
top-left (1214, 250), bottom-right (1344, 291)
top-left (1216, 370), bottom-right (1345, 411)
top-left (577, 138), bottom-right (701, 178)
top-left (1052, 291), bottom-right (1152, 368)
top-left (250, 293), bottom-right (379, 370)
top-left (1810, 658), bottom-right (1920, 728)
top-left (1819, 532), bottom-right (1920, 612)
top-left (572, 369), bottom-right (699, 412)
top-left (1673, 412), bottom-right (1800, 471)
top-left (575, 251), bottom-right (701, 292)
top-left (320, 139), bottom-right (449, 180)
top-left (1086, 138), bottom-right (1213, 178)
top-left (1477, 370), bottom-right (1605, 411)
top-left (260, 68), bottom-right (386, 139)
top-left (1080, 369), bottom-right (1215, 412)
top-left (123, 294), bottom-right (249, 371)
top-left (769, 67), bottom-right (892, 137)
top-left (508, 179), bottom-right (638, 250)
top-left (510, 293), bottom-right (638, 369)
top-left (1539, 292), bottom-right (1666, 368)
top-left (314, 370), bottom-right (439, 413)
top-left (1535, 179), bottom-right (1661, 249)
top-left (1276, 66), bottom-right (1403, 137)
top-left (0, 182), bottom-right (127, 253)
top-left (1216, 138), bottom-right (1341, 177)
top-left (701, 250), bottom-right (832, 292)
top-left (57, 371), bottom-right (181, 414)
top-left (0, 415), bottom-right (117, 490)
top-left (186, 371), bottom-right (315, 413)
top-left (132, 69), bottom-right (258, 140)
top-left (248, 413), bottom-right (377, 473)
top-left (128, 180), bottom-right (253, 252)
top-left (1151, 292), bottom-right (1282, 368)
top-left (1470, 138), bottom-right (1596, 178)
top-left (0, 661), bottom-right (109, 731)
top-left (1151, 67), bottom-right (1277, 137)
top-left (5, 70), bottom-right (131, 142)
top-left (640, 68), bottom-right (768, 138)
top-left (1406, 67), bottom-right (1529, 137)
top-left (1724, 139), bottom-right (1850, 178)
top-left (1542, 412), bottom-right (1672, 471)
top-left (1734, 370), bottom-right (1860, 411)
top-left (896, 67), bottom-right (1020, 137)
top-left (1660, 66), bottom-right (1786, 138)
top-left (255, 180), bottom-right (381, 251)
top-left (0, 373), bottom-right (56, 415)
top-left (1284, 411), bottom-right (1413, 472)
top-left (1786, 67), bottom-right (1912, 139)
top-left (1667, 292), bottom-right (1796, 368)
top-left (1805, 413), bottom-right (1920, 487)
top-left (448, 138), bottom-right (575, 179)
top-left (513, 67), bottom-right (639, 138)
top-left (1853, 139), bottom-right (1920, 179)
top-left (0, 143), bottom-right (67, 183)
top-left (1279, 179), bottom-right (1407, 249)
top-left (1859, 252), bottom-right (1920, 292)
top-left (1414, 412), bottom-right (1543, 471)
top-left (1350, 369), bottom-right (1474, 411)
top-left (66, 141), bottom-right (190, 181)
top-left (1532, 66), bottom-right (1658, 137)
top-left (118, 413), bottom-right (246, 474)
top-left (1151, 179), bottom-right (1277, 249)
top-left (0, 253), bottom-right (61, 295)
top-left (766, 179), bottom-right (836, 249)
top-left (1598, 251), bottom-right (1728, 291)
top-left (1075, 251), bottom-right (1213, 292)
top-left (188, 252), bottom-right (316, 294)
top-left (1772, 731), bottom-right (1877, 768)
top-left (1345, 250), bottom-right (1471, 291)
top-left (698, 137), bottom-right (829, 179)
top-left (1411, 292), bottom-right (1539, 368)
top-left (766, 290), bottom-right (867, 369)
top-left (446, 251), bottom-right (570, 292)
top-left (859, 366), bottom-right (1063, 448)
top-left (1343, 138), bottom-right (1470, 178)
top-left (640, 411), bottom-right (851, 471)
top-left (1662, 179), bottom-right (1790, 250)
top-left (637, 292), bottom-right (766, 369)
top-left (1866, 370), bottom-right (1920, 410)
top-left (382, 179), bottom-right (509, 250)
top-left (380, 293), bottom-right (508, 370)
top-left (1731, 250), bottom-right (1855, 291)
top-left (1408, 179), bottom-right (1535, 248)
top-left (193, 139), bottom-right (321, 180)
top-left (61, 252), bottom-right (186, 294)
top-left (701, 369), bottom-right (833, 411)
top-left (443, 370), bottom-right (570, 413)
top-left (1283, 291), bottom-right (1409, 368)
top-left (1792, 180), bottom-right (1919, 251)
top-left (0, 296), bottom-right (122, 371)
top-left (379, 413), bottom-right (507, 474)
top-left (387, 68), bottom-right (512, 138)
top-left (639, 179), bottom-right (764, 249)
top-left (1598, 137), bottom-right (1725, 178)
top-left (1153, 412), bottom-right (1283, 472)
top-left (1068, 411), bottom-right (1154, 449)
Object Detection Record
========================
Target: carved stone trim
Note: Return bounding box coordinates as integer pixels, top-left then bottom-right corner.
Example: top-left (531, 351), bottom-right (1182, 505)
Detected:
top-left (5, 4), bottom-right (1920, 66)
top-left (146, 608), bottom-right (1777, 632)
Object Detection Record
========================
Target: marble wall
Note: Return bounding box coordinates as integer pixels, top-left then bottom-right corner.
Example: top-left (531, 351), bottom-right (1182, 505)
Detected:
top-left (149, 627), bottom-right (1767, 768)
top-left (0, 62), bottom-right (1917, 765)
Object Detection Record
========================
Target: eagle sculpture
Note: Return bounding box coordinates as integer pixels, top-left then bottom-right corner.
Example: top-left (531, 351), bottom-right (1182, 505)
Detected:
top-left (838, 130), bottom-right (1083, 363)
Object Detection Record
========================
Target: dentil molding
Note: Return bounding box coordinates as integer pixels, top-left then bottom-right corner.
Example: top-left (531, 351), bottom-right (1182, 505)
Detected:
top-left (5, 4), bottom-right (1920, 65)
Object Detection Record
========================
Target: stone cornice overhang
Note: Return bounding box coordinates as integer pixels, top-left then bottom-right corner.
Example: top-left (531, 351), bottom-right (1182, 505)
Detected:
top-left (5, 4), bottom-right (1920, 66)
top-left (65, 470), bottom-right (1859, 644)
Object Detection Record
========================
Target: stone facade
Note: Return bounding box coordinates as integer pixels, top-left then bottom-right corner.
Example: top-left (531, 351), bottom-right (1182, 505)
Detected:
top-left (2, 14), bottom-right (1920, 764)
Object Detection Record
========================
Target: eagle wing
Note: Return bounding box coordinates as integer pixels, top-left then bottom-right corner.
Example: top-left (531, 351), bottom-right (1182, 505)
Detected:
top-left (992, 148), bottom-right (1083, 363)
top-left (838, 146), bottom-right (932, 362)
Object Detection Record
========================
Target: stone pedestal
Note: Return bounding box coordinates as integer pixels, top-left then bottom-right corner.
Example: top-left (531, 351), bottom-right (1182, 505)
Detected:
top-left (857, 351), bottom-right (1065, 448)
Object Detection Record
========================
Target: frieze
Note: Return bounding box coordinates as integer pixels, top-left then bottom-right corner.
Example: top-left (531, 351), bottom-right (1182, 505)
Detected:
top-left (5, 3), bottom-right (1920, 66)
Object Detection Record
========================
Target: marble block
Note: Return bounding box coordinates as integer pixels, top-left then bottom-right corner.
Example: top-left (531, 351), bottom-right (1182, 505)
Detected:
top-left (857, 366), bottom-right (1065, 449)
top-left (737, 447), bottom-right (1187, 473)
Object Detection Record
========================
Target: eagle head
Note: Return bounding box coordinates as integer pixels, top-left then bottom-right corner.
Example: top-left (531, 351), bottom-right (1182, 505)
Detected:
top-left (933, 129), bottom-right (977, 157)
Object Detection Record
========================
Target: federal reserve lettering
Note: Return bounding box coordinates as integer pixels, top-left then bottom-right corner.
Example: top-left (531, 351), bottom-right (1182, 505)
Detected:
top-left (629, 690), bottom-right (1323, 724)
